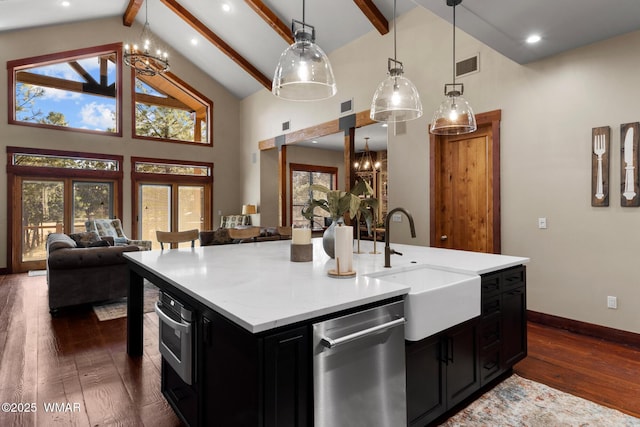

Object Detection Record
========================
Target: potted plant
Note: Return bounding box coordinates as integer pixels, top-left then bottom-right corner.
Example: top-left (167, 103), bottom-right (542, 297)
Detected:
top-left (302, 179), bottom-right (378, 258)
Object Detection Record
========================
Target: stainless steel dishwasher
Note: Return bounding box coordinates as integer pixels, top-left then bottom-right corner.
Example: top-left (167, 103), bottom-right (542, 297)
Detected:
top-left (313, 300), bottom-right (406, 427)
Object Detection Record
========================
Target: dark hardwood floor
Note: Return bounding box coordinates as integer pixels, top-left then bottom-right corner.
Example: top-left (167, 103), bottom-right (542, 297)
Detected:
top-left (1, 273), bottom-right (639, 426)
top-left (514, 321), bottom-right (640, 419)
top-left (0, 273), bottom-right (181, 427)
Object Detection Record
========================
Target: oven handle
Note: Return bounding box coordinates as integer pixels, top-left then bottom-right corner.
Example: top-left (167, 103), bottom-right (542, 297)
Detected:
top-left (320, 317), bottom-right (405, 349)
top-left (154, 302), bottom-right (191, 334)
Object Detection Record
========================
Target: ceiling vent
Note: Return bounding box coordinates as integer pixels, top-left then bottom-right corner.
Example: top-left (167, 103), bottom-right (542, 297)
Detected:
top-left (340, 99), bottom-right (353, 115)
top-left (456, 54), bottom-right (479, 78)
top-left (282, 120), bottom-right (290, 132)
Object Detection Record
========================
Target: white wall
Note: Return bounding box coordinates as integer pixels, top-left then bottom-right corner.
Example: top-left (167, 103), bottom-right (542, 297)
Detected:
top-left (0, 17), bottom-right (243, 270)
top-left (240, 7), bottom-right (640, 333)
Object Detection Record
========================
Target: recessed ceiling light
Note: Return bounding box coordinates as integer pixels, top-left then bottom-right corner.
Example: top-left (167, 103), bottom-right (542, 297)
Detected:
top-left (526, 34), bottom-right (541, 44)
top-left (61, 1), bottom-right (70, 6)
top-left (381, 123), bottom-right (388, 128)
top-left (191, 38), bottom-right (198, 46)
top-left (311, 140), bottom-right (318, 144)
top-left (221, 3), bottom-right (231, 12)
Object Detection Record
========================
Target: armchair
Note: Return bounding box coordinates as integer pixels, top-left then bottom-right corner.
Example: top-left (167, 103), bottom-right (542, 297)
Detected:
top-left (86, 218), bottom-right (152, 251)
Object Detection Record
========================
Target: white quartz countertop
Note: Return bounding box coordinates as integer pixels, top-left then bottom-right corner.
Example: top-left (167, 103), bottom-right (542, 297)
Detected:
top-left (124, 239), bottom-right (528, 333)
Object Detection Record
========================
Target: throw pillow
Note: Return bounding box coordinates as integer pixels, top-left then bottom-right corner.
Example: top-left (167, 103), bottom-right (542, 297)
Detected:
top-left (93, 220), bottom-right (118, 238)
top-left (110, 220), bottom-right (125, 237)
top-left (88, 240), bottom-right (110, 248)
top-left (69, 231), bottom-right (102, 248)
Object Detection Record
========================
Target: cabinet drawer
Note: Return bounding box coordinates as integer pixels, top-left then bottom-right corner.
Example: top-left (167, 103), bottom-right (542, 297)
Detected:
top-left (479, 320), bottom-right (501, 350)
top-left (480, 350), bottom-right (502, 385)
top-left (481, 273), bottom-right (501, 296)
top-left (481, 295), bottom-right (501, 318)
top-left (502, 266), bottom-right (525, 290)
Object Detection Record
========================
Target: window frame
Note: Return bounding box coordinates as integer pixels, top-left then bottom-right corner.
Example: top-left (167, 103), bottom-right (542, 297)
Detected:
top-left (6, 146), bottom-right (124, 272)
top-left (130, 70), bottom-right (214, 146)
top-left (289, 163), bottom-right (338, 229)
top-left (131, 156), bottom-right (213, 241)
top-left (7, 43), bottom-right (123, 137)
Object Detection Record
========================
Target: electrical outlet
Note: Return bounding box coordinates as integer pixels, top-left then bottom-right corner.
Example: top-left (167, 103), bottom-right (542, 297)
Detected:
top-left (538, 217), bottom-right (547, 229)
top-left (607, 296), bottom-right (617, 309)
top-left (392, 213), bottom-right (402, 222)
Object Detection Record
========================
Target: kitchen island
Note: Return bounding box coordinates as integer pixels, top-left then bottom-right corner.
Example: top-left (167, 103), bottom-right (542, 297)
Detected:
top-left (124, 238), bottom-right (528, 426)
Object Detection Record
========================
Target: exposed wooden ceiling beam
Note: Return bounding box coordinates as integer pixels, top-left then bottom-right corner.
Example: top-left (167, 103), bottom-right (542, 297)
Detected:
top-left (68, 61), bottom-right (98, 86)
top-left (353, 0), bottom-right (389, 35)
top-left (244, 0), bottom-right (294, 45)
top-left (161, 0), bottom-right (272, 90)
top-left (123, 0), bottom-right (144, 27)
top-left (136, 92), bottom-right (191, 111)
top-left (16, 71), bottom-right (115, 98)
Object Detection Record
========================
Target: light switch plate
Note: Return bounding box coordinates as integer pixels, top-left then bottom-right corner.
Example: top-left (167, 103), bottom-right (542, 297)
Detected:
top-left (538, 217), bottom-right (547, 229)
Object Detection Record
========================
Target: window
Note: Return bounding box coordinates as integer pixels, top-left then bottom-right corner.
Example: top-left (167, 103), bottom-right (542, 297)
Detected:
top-left (290, 163), bottom-right (337, 229)
top-left (12, 152), bottom-right (119, 171)
top-left (131, 158), bottom-right (213, 249)
top-left (8, 43), bottom-right (122, 136)
top-left (134, 160), bottom-right (210, 176)
top-left (133, 72), bottom-right (213, 146)
top-left (7, 147), bottom-right (123, 272)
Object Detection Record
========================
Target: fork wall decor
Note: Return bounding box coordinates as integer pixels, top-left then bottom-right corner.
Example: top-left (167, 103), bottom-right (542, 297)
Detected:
top-left (592, 126), bottom-right (610, 207)
top-left (620, 122), bottom-right (640, 207)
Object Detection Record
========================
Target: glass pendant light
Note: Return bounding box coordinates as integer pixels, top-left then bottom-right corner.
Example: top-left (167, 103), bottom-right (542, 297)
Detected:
top-left (272, 0), bottom-right (336, 101)
top-left (370, 0), bottom-right (423, 123)
top-left (430, 0), bottom-right (477, 135)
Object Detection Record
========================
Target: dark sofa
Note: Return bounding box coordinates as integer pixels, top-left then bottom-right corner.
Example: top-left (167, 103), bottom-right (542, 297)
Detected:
top-left (199, 226), bottom-right (291, 246)
top-left (46, 233), bottom-right (139, 314)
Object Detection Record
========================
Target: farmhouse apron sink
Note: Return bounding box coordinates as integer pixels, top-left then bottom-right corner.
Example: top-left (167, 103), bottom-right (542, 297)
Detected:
top-left (368, 265), bottom-right (481, 341)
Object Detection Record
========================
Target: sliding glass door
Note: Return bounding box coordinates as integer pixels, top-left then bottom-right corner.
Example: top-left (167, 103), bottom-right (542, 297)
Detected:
top-left (16, 177), bottom-right (115, 271)
top-left (139, 184), bottom-right (204, 250)
top-left (21, 179), bottom-right (64, 264)
top-left (73, 182), bottom-right (113, 231)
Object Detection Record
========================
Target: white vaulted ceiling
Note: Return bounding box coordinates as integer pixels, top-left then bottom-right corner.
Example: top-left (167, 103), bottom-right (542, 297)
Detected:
top-left (2, 0), bottom-right (640, 99)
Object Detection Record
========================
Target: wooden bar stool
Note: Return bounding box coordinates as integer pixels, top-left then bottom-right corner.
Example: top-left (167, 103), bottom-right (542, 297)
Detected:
top-left (156, 229), bottom-right (200, 250)
top-left (227, 227), bottom-right (260, 243)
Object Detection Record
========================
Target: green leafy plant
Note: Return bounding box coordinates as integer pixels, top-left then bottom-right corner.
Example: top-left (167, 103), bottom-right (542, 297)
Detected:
top-left (301, 180), bottom-right (379, 234)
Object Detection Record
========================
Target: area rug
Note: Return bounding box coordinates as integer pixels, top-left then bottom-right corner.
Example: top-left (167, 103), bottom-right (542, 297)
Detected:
top-left (441, 374), bottom-right (640, 426)
top-left (92, 281), bottom-right (159, 321)
top-left (27, 269), bottom-right (47, 277)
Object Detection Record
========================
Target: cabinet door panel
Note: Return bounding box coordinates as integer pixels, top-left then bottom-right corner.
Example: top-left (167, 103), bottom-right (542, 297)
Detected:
top-left (406, 335), bottom-right (446, 426)
top-left (202, 313), bottom-right (260, 426)
top-left (446, 321), bottom-right (480, 407)
top-left (502, 285), bottom-right (527, 367)
top-left (264, 326), bottom-right (310, 427)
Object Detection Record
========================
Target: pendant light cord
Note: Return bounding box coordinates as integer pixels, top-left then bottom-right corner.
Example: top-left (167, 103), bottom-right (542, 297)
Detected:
top-left (452, 1), bottom-right (456, 86)
top-left (302, 0), bottom-right (306, 26)
top-left (144, 0), bottom-right (149, 26)
top-left (393, 0), bottom-right (397, 61)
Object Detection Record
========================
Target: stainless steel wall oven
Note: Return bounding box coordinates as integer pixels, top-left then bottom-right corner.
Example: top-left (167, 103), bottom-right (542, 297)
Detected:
top-left (155, 291), bottom-right (197, 426)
